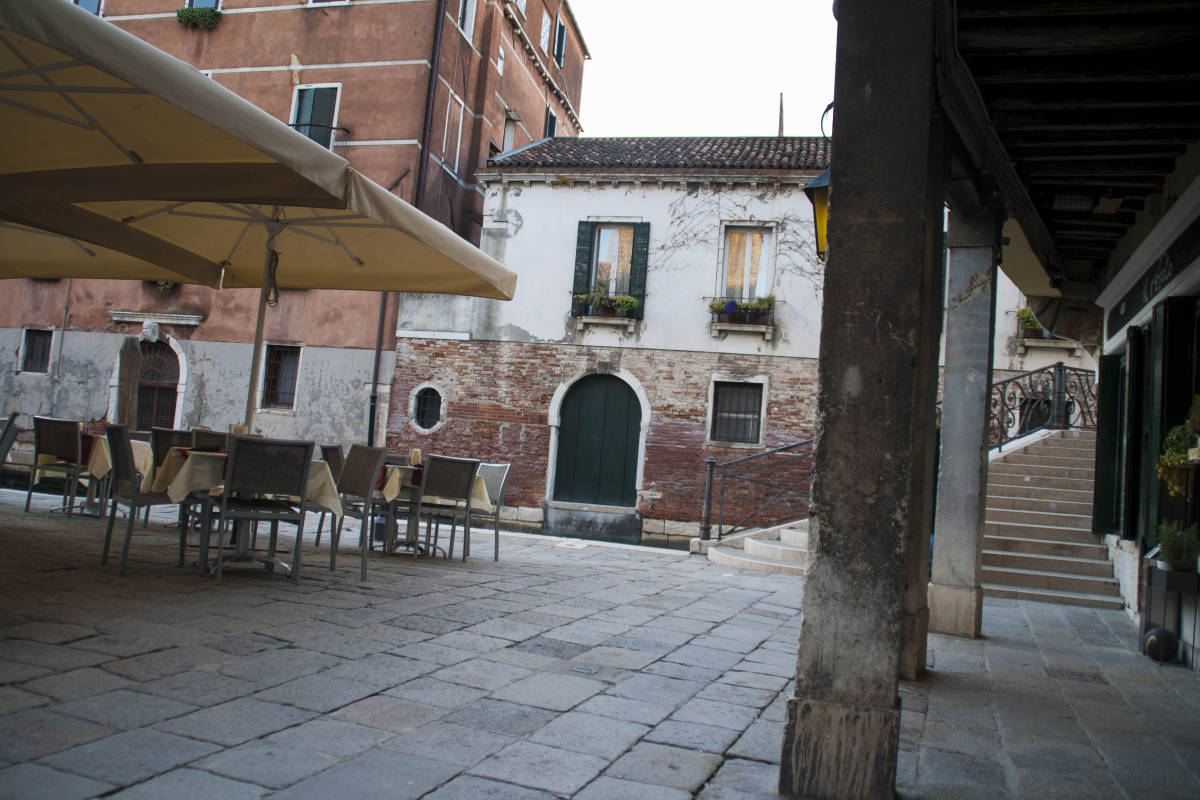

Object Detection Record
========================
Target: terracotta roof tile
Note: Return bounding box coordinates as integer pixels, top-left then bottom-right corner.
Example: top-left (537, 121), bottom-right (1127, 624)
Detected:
top-left (487, 136), bottom-right (830, 171)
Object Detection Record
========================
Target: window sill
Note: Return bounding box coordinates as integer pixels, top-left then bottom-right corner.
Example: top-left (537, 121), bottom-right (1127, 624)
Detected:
top-left (709, 321), bottom-right (774, 341)
top-left (705, 439), bottom-right (764, 449)
top-left (256, 407), bottom-right (297, 417)
top-left (575, 316), bottom-right (637, 334)
top-left (1016, 337), bottom-right (1083, 357)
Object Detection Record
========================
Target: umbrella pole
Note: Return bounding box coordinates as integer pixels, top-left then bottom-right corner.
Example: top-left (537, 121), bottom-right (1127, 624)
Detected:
top-left (244, 228), bottom-right (281, 431)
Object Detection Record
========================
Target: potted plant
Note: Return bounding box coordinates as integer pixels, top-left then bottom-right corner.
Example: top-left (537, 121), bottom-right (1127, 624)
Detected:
top-left (176, 7), bottom-right (221, 29)
top-left (1156, 520), bottom-right (1200, 572)
top-left (612, 295), bottom-right (639, 317)
top-left (1157, 423), bottom-right (1195, 497)
top-left (1016, 307), bottom-right (1044, 339)
top-left (1187, 394), bottom-right (1200, 461)
top-left (740, 294), bottom-right (775, 325)
top-left (709, 299), bottom-right (739, 323)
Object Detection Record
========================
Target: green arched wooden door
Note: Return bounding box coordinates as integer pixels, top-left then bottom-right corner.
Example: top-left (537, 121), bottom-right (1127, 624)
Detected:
top-left (554, 374), bottom-right (640, 506)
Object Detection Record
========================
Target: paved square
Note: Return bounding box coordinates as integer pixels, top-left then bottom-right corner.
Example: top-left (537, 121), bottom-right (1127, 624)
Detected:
top-left (1, 491), bottom-right (1198, 798)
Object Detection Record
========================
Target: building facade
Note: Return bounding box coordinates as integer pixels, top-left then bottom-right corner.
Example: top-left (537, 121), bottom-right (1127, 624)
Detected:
top-left (2, 0), bottom-right (585, 445)
top-left (384, 137), bottom-right (830, 546)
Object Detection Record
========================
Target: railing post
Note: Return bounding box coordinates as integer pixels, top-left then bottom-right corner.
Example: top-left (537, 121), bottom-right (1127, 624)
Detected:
top-left (1051, 361), bottom-right (1068, 429)
top-left (700, 457), bottom-right (716, 540)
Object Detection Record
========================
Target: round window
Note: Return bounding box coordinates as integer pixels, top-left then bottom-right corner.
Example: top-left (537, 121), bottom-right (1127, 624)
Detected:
top-left (414, 387), bottom-right (442, 430)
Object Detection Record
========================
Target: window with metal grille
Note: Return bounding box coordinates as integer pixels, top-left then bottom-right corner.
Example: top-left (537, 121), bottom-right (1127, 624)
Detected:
top-left (711, 382), bottom-right (764, 444)
top-left (136, 341), bottom-right (179, 431)
top-left (292, 86), bottom-right (339, 148)
top-left (414, 387), bottom-right (442, 430)
top-left (262, 345), bottom-right (300, 409)
top-left (21, 330), bottom-right (51, 373)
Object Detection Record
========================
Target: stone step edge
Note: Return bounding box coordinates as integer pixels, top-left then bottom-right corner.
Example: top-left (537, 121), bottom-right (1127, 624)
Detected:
top-left (986, 508), bottom-right (1094, 524)
top-left (981, 548), bottom-right (1114, 569)
top-left (706, 545), bottom-right (807, 576)
top-left (981, 534), bottom-right (1108, 555)
top-left (981, 583), bottom-right (1124, 608)
top-left (981, 562), bottom-right (1118, 583)
top-left (985, 520), bottom-right (1101, 537)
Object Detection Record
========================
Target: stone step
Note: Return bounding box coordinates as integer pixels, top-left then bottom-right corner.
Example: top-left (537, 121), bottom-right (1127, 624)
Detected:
top-left (982, 549), bottom-right (1113, 577)
top-left (985, 494), bottom-right (1093, 516)
top-left (982, 565), bottom-right (1119, 596)
top-left (1000, 453), bottom-right (1095, 469)
top-left (983, 534), bottom-right (1109, 560)
top-left (981, 583), bottom-right (1124, 610)
top-left (986, 507), bottom-right (1092, 530)
top-left (987, 471), bottom-right (1094, 492)
top-left (986, 483), bottom-right (1093, 503)
top-left (706, 544), bottom-right (806, 576)
top-left (985, 520), bottom-right (1098, 545)
top-left (990, 462), bottom-right (1094, 481)
top-left (779, 527), bottom-right (809, 548)
top-left (744, 536), bottom-right (809, 564)
top-left (1026, 441), bottom-right (1096, 456)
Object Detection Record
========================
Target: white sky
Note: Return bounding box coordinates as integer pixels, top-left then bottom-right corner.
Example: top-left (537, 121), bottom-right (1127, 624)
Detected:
top-left (566, 0), bottom-right (838, 138)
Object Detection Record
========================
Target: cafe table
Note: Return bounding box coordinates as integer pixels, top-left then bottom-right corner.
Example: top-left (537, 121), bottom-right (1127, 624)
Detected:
top-left (153, 448), bottom-right (343, 574)
top-left (37, 433), bottom-right (153, 514)
top-left (375, 464), bottom-right (491, 554)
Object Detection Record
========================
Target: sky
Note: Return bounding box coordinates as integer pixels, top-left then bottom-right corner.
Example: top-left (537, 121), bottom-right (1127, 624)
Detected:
top-left (565, 0), bottom-right (838, 138)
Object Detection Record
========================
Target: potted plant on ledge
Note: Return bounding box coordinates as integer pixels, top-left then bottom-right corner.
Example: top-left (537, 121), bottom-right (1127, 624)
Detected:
top-left (1156, 396), bottom-right (1200, 496)
top-left (1155, 521), bottom-right (1200, 573)
top-left (1017, 306), bottom-right (1045, 340)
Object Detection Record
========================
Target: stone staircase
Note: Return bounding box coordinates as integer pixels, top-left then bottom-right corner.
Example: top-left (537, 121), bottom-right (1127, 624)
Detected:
top-left (703, 520), bottom-right (809, 576)
top-left (982, 429), bottom-right (1123, 609)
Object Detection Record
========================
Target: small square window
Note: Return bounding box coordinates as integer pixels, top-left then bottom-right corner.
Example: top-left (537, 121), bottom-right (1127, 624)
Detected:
top-left (187, 0), bottom-right (219, 9)
top-left (711, 381), bottom-right (764, 444)
top-left (21, 330), bottom-right (52, 373)
top-left (262, 345), bottom-right (300, 409)
top-left (73, 0), bottom-right (102, 14)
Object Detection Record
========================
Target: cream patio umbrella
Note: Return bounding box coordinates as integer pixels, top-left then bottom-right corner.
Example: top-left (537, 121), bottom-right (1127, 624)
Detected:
top-left (0, 0), bottom-right (516, 428)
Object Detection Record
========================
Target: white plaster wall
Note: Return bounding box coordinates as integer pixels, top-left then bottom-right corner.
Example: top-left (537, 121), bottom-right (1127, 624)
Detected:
top-left (993, 271), bottom-right (1098, 374)
top-left (0, 328), bottom-right (391, 447)
top-left (1106, 534), bottom-right (1140, 616)
top-left (395, 180), bottom-right (824, 358)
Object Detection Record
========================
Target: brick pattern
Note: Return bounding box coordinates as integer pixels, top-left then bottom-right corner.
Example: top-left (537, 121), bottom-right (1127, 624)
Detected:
top-left (386, 341), bottom-right (818, 527)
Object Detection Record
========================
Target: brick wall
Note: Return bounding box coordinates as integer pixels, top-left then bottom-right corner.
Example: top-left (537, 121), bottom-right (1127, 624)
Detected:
top-left (387, 340), bottom-right (819, 530)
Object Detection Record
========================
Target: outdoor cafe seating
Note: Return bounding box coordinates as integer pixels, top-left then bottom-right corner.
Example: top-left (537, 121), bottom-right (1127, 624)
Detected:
top-left (101, 424), bottom-right (177, 576)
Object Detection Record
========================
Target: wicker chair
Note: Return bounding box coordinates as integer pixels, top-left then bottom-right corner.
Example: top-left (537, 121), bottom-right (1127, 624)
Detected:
top-left (191, 428), bottom-right (228, 451)
top-left (470, 463), bottom-right (511, 561)
top-left (329, 444), bottom-right (387, 581)
top-left (207, 436), bottom-right (314, 583)
top-left (0, 412), bottom-right (19, 474)
top-left (101, 424), bottom-right (177, 576)
top-left (412, 455), bottom-right (480, 559)
top-left (313, 444), bottom-right (346, 544)
top-left (24, 416), bottom-right (90, 515)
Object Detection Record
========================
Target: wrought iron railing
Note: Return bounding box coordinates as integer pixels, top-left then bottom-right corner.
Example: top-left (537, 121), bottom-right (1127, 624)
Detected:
top-left (989, 361), bottom-right (1096, 449)
top-left (700, 439), bottom-right (813, 541)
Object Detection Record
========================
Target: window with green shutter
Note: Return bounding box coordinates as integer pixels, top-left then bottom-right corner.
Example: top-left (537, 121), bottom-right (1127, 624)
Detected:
top-left (572, 220), bottom-right (649, 320)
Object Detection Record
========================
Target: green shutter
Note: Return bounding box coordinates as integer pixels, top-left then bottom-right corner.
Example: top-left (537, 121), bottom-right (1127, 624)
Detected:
top-left (573, 221), bottom-right (595, 295)
top-left (628, 222), bottom-right (650, 319)
top-left (1092, 354), bottom-right (1121, 534)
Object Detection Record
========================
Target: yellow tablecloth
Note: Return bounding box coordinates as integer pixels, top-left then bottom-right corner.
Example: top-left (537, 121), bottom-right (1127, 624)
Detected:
top-left (379, 464), bottom-right (491, 509)
top-left (158, 450), bottom-right (342, 518)
top-left (86, 438), bottom-right (154, 492)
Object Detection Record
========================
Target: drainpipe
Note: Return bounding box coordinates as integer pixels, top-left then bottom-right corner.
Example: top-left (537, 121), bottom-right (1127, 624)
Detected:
top-left (366, 0), bottom-right (444, 445)
top-left (366, 291), bottom-right (388, 446)
top-left (415, 0), bottom-right (447, 211)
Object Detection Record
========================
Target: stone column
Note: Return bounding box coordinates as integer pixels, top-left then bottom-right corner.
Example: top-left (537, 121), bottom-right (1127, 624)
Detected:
top-left (779, 1), bottom-right (944, 798)
top-left (929, 211), bottom-right (1000, 637)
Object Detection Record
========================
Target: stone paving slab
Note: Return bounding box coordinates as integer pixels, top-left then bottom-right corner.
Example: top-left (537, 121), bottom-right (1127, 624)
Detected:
top-left (3, 492), bottom-right (1200, 799)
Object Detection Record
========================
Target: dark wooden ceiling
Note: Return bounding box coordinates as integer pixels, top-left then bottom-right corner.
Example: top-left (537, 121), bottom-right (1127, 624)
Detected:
top-left (953, 0), bottom-right (1200, 295)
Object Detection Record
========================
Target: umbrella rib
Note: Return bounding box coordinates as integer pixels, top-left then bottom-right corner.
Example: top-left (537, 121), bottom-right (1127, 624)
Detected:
top-left (0, 84), bottom-right (146, 94)
top-left (0, 92), bottom-right (92, 130)
top-left (0, 56), bottom-right (83, 80)
top-left (0, 221), bottom-right (97, 256)
top-left (0, 36), bottom-right (143, 164)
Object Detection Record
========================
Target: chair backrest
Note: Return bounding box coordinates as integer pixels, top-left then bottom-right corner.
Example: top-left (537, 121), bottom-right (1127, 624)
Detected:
top-left (191, 428), bottom-right (228, 451)
top-left (150, 427), bottom-right (192, 470)
top-left (320, 444), bottom-right (346, 483)
top-left (419, 455), bottom-right (480, 504)
top-left (104, 424), bottom-right (138, 498)
top-left (476, 463), bottom-right (511, 509)
top-left (338, 444), bottom-right (386, 498)
top-left (223, 435), bottom-right (314, 498)
top-left (33, 416), bottom-right (81, 463)
top-left (0, 412), bottom-right (19, 466)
